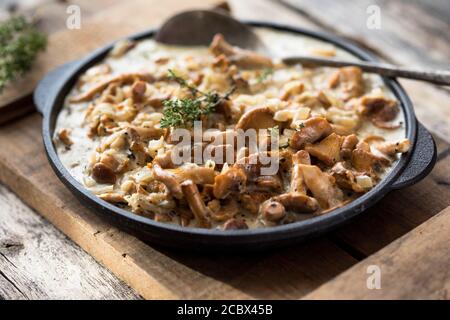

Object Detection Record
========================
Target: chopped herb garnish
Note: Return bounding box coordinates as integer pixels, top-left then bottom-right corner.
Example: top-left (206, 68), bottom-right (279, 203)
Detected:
top-left (280, 141), bottom-right (290, 149)
top-left (268, 125), bottom-right (279, 136)
top-left (161, 70), bottom-right (234, 128)
top-left (160, 98), bottom-right (211, 128)
top-left (167, 69), bottom-right (202, 96)
top-left (270, 125), bottom-right (289, 149)
top-left (0, 16), bottom-right (47, 92)
top-left (257, 68), bottom-right (274, 83)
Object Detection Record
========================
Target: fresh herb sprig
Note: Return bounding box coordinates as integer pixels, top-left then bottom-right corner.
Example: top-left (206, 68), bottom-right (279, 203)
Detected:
top-left (268, 125), bottom-right (279, 136)
top-left (269, 125), bottom-right (290, 149)
top-left (0, 16), bottom-right (47, 92)
top-left (160, 69), bottom-right (234, 128)
top-left (160, 98), bottom-right (206, 128)
top-left (167, 69), bottom-right (202, 96)
top-left (256, 68), bottom-right (274, 83)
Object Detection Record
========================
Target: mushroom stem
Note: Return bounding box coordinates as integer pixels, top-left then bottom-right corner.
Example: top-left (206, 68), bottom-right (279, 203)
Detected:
top-left (290, 150), bottom-right (310, 194)
top-left (213, 166), bottom-right (247, 199)
top-left (210, 34), bottom-right (273, 69)
top-left (70, 73), bottom-right (155, 102)
top-left (180, 180), bottom-right (211, 228)
top-left (289, 117), bottom-right (333, 149)
top-left (272, 193), bottom-right (319, 213)
top-left (152, 164), bottom-right (183, 199)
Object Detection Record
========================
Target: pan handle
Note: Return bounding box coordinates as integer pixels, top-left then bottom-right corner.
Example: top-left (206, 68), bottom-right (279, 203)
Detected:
top-left (390, 122), bottom-right (437, 190)
top-left (33, 60), bottom-right (80, 115)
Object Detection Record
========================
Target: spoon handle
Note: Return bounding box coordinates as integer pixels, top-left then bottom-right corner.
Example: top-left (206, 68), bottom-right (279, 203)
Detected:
top-left (282, 56), bottom-right (450, 86)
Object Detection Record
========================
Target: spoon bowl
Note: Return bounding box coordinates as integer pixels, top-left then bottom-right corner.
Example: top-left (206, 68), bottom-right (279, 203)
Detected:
top-left (155, 9), bottom-right (268, 53)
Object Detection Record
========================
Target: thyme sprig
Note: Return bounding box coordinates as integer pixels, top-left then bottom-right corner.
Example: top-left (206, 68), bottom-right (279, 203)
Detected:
top-left (167, 69), bottom-right (202, 96)
top-left (160, 98), bottom-right (206, 128)
top-left (0, 16), bottom-right (47, 92)
top-left (256, 68), bottom-right (274, 83)
top-left (268, 125), bottom-right (279, 137)
top-left (160, 69), bottom-right (235, 128)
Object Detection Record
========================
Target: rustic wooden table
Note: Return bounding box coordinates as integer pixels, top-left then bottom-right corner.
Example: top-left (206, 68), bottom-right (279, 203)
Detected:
top-left (0, 0), bottom-right (449, 299)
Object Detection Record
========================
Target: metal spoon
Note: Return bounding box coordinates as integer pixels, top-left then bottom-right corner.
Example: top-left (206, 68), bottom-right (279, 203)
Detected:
top-left (155, 9), bottom-right (267, 53)
top-left (155, 10), bottom-right (450, 86)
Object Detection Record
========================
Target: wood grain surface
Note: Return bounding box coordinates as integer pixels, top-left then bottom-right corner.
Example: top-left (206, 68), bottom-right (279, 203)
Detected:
top-left (0, 0), bottom-right (121, 123)
top-left (281, 0), bottom-right (450, 69)
top-left (0, 185), bottom-right (140, 299)
top-left (304, 206), bottom-right (450, 299)
top-left (1, 0), bottom-right (450, 299)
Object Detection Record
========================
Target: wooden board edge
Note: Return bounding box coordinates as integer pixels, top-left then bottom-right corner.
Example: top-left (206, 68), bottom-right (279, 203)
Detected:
top-left (303, 206), bottom-right (450, 299)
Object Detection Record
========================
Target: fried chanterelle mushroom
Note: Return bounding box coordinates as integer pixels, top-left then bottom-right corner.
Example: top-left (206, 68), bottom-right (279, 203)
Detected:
top-left (55, 32), bottom-right (410, 230)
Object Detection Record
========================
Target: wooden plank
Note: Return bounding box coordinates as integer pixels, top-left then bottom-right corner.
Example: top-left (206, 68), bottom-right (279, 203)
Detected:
top-left (0, 0), bottom-right (122, 34)
top-left (304, 206), bottom-right (450, 299)
top-left (400, 80), bottom-right (450, 141)
top-left (165, 239), bottom-right (357, 299)
top-left (0, 0), bottom-right (221, 120)
top-left (0, 112), bottom-right (357, 299)
top-left (0, 0), bottom-right (121, 122)
top-left (228, 240), bottom-right (357, 299)
top-left (0, 275), bottom-right (27, 300)
top-left (33, 0), bottom-right (123, 34)
top-left (281, 0), bottom-right (450, 69)
top-left (0, 184), bottom-right (140, 299)
top-left (229, 0), bottom-right (318, 29)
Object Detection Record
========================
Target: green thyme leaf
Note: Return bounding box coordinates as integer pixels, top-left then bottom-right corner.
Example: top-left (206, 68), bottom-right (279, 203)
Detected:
top-left (0, 16), bottom-right (47, 93)
top-left (161, 70), bottom-right (234, 128)
top-left (268, 125), bottom-right (279, 136)
top-left (167, 69), bottom-right (202, 96)
top-left (256, 68), bottom-right (274, 83)
top-left (160, 98), bottom-right (200, 128)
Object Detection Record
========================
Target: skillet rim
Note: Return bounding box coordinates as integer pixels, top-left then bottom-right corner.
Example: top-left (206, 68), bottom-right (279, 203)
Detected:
top-left (40, 21), bottom-right (417, 246)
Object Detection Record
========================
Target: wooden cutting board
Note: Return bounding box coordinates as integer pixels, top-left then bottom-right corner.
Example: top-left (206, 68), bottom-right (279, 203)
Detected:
top-left (1, 0), bottom-right (450, 299)
top-left (304, 206), bottom-right (450, 299)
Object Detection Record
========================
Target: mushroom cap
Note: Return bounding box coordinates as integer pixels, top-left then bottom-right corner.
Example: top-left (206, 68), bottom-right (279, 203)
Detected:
top-left (260, 200), bottom-right (286, 222)
top-left (235, 107), bottom-right (278, 131)
top-left (92, 162), bottom-right (116, 184)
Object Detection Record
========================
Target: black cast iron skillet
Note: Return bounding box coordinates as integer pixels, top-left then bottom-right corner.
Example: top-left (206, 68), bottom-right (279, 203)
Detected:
top-left (34, 22), bottom-right (437, 251)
